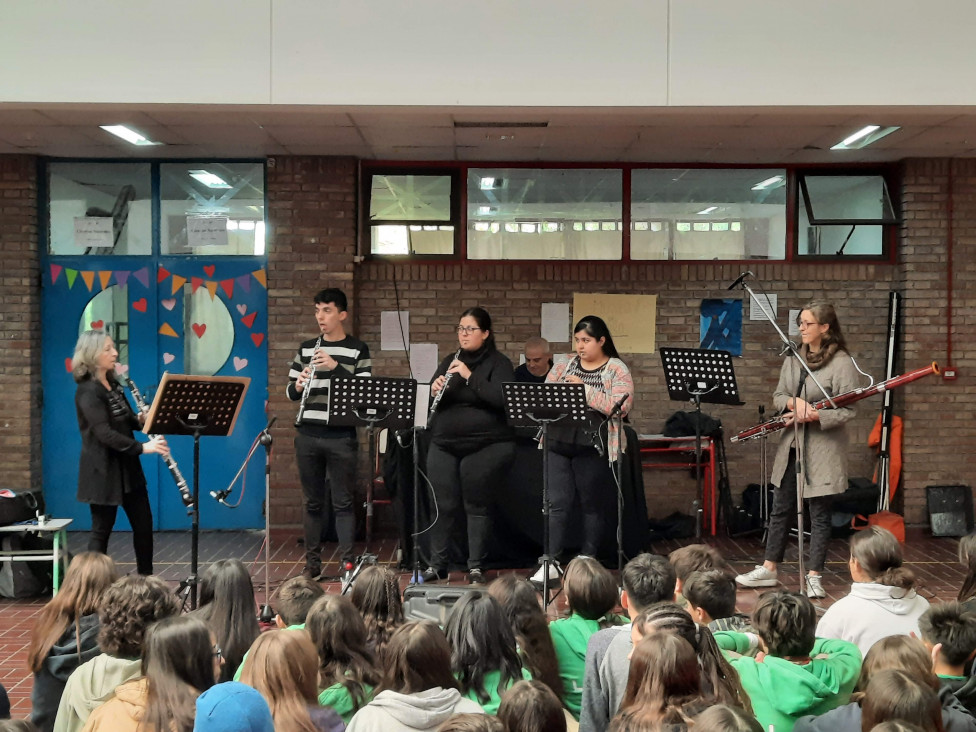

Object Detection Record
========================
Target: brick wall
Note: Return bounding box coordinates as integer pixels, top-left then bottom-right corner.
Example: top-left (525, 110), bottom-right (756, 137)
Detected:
top-left (0, 156), bottom-right (41, 491)
top-left (265, 156), bottom-right (358, 526)
top-left (258, 156), bottom-right (975, 529)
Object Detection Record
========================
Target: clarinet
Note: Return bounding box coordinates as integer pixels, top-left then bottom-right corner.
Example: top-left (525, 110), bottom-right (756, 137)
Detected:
top-left (294, 336), bottom-right (323, 427)
top-left (123, 376), bottom-right (194, 509)
top-left (427, 348), bottom-right (462, 425)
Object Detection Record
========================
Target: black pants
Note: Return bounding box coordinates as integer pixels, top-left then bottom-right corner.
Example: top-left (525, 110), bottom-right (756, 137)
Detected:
top-left (88, 489), bottom-right (154, 575)
top-left (295, 432), bottom-right (358, 571)
top-left (548, 442), bottom-right (615, 560)
top-left (764, 451), bottom-right (834, 573)
top-left (427, 440), bottom-right (515, 571)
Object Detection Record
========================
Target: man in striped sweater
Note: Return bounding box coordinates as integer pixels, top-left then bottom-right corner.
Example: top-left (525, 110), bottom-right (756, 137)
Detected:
top-left (287, 288), bottom-right (372, 581)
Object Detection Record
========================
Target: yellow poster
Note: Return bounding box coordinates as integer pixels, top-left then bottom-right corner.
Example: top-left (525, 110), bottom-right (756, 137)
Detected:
top-left (572, 293), bottom-right (657, 354)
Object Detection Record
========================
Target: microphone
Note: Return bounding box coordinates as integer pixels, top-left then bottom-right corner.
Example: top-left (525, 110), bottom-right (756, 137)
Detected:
top-left (607, 393), bottom-right (630, 420)
top-left (210, 488), bottom-right (232, 507)
top-left (727, 271), bottom-right (754, 290)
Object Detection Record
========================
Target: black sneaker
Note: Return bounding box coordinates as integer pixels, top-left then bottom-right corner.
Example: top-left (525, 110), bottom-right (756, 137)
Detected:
top-left (300, 566), bottom-right (321, 581)
top-left (468, 568), bottom-right (485, 585)
top-left (422, 566), bottom-right (446, 583)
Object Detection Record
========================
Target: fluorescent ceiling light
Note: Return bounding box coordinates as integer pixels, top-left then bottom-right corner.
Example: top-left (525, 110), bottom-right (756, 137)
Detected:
top-left (830, 125), bottom-right (900, 150)
top-left (189, 170), bottom-right (231, 189)
top-left (479, 177), bottom-right (496, 189)
top-left (99, 124), bottom-right (162, 146)
top-left (697, 206), bottom-right (718, 215)
top-left (477, 206), bottom-right (495, 215)
top-left (752, 176), bottom-right (784, 191)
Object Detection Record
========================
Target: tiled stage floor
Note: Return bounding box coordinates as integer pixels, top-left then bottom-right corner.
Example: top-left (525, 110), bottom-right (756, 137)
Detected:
top-left (0, 527), bottom-right (966, 719)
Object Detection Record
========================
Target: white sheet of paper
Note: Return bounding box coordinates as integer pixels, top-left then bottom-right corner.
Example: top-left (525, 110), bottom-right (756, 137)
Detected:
top-left (750, 294), bottom-right (778, 321)
top-left (788, 309), bottom-right (801, 337)
top-left (414, 383), bottom-right (431, 429)
top-left (381, 311), bottom-right (410, 351)
top-left (541, 302), bottom-right (570, 343)
top-left (74, 217), bottom-right (114, 248)
top-left (186, 216), bottom-right (229, 247)
top-left (410, 343), bottom-right (439, 383)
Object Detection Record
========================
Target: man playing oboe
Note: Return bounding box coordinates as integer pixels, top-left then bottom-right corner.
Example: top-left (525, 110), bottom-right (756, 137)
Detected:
top-left (287, 288), bottom-right (371, 582)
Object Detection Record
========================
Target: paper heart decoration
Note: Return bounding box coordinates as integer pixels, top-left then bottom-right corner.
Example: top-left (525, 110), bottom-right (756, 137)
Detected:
top-left (91, 320), bottom-right (104, 329)
top-left (64, 357), bottom-right (72, 373)
top-left (163, 353), bottom-right (175, 364)
top-left (203, 265), bottom-right (215, 277)
top-left (191, 323), bottom-right (206, 338)
top-left (114, 363), bottom-right (129, 376)
top-left (241, 312), bottom-right (257, 328)
top-left (233, 356), bottom-right (248, 371)
top-left (251, 333), bottom-right (264, 347)
top-left (161, 298), bottom-right (176, 311)
top-left (236, 304), bottom-right (247, 315)
top-left (132, 298), bottom-right (147, 313)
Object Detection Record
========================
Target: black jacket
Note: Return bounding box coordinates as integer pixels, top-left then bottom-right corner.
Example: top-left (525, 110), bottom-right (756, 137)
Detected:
top-left (30, 612), bottom-right (101, 732)
top-left (75, 377), bottom-right (146, 505)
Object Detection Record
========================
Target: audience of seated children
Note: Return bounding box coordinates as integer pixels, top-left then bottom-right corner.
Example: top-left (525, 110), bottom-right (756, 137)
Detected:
top-left (693, 704), bottom-right (763, 732)
top-left (193, 681), bottom-right (274, 732)
top-left (793, 634), bottom-right (975, 732)
top-left (918, 602), bottom-right (976, 717)
top-left (27, 553), bottom-right (118, 732)
top-left (444, 592), bottom-right (531, 715)
top-left (816, 527), bottom-right (929, 656)
top-left (579, 553), bottom-right (676, 732)
top-left (548, 557), bottom-right (626, 720)
top-left (55, 575), bottom-right (179, 732)
top-left (668, 544), bottom-right (731, 605)
top-left (627, 603), bottom-right (752, 715)
top-left (610, 634), bottom-right (713, 731)
top-left (350, 565), bottom-right (405, 659)
top-left (347, 621), bottom-right (485, 732)
top-left (861, 670), bottom-right (946, 732)
top-left (240, 629), bottom-right (345, 732)
top-left (305, 594), bottom-right (380, 724)
top-left (957, 534), bottom-right (976, 616)
top-left (682, 569), bottom-right (752, 633)
top-left (233, 574), bottom-right (325, 681)
top-left (497, 680), bottom-right (567, 732)
top-left (190, 558), bottom-right (261, 683)
top-left (81, 615), bottom-right (218, 732)
top-left (714, 590), bottom-right (861, 732)
top-left (488, 575), bottom-right (564, 704)
top-left (435, 713), bottom-right (503, 732)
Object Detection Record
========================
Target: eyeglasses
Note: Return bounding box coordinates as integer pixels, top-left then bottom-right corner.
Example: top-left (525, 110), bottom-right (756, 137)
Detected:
top-left (456, 326), bottom-right (482, 335)
top-left (797, 320), bottom-right (820, 329)
top-left (213, 644), bottom-right (223, 660)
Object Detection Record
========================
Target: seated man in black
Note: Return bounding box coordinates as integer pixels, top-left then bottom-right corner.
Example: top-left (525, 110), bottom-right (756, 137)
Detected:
top-left (513, 337), bottom-right (552, 383)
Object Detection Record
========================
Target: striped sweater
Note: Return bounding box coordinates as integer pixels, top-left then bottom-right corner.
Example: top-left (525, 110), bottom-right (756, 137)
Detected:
top-left (287, 335), bottom-right (372, 435)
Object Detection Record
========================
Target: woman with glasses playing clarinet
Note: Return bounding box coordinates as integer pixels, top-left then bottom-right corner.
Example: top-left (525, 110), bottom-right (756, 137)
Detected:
top-left (532, 315), bottom-right (634, 585)
top-left (423, 307), bottom-right (516, 586)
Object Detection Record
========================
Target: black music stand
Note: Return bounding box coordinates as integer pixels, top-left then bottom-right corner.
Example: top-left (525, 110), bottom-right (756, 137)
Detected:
top-left (660, 347), bottom-right (741, 538)
top-left (143, 373), bottom-right (249, 610)
top-left (502, 381), bottom-right (589, 606)
top-left (329, 374), bottom-right (416, 593)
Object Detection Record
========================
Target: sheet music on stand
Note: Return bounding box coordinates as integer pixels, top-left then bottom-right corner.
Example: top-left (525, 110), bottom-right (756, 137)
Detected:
top-left (660, 347), bottom-right (742, 406)
top-left (328, 374), bottom-right (417, 430)
top-left (143, 373), bottom-right (250, 436)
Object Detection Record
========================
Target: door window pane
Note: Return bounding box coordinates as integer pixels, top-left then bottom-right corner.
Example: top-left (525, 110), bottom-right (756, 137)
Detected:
top-left (631, 169), bottom-right (786, 260)
top-left (78, 286), bottom-right (130, 366)
top-left (183, 286), bottom-right (234, 375)
top-left (468, 169), bottom-right (622, 260)
top-left (160, 163), bottom-right (266, 255)
top-left (49, 163), bottom-right (151, 255)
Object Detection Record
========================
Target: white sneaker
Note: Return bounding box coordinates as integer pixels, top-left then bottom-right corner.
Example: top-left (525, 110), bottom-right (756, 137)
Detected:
top-left (735, 565), bottom-right (778, 588)
top-left (529, 562), bottom-right (560, 586)
top-left (806, 574), bottom-right (826, 599)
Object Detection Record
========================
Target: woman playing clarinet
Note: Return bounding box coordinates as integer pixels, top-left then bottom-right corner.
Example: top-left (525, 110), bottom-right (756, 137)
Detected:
top-left (423, 307), bottom-right (516, 585)
top-left (533, 316), bottom-right (634, 583)
top-left (72, 330), bottom-right (169, 575)
top-left (736, 301), bottom-right (860, 598)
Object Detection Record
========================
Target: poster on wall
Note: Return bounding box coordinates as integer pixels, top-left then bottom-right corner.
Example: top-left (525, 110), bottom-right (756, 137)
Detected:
top-left (571, 293), bottom-right (657, 354)
top-left (700, 299), bottom-right (743, 356)
top-left (74, 217), bottom-right (114, 249)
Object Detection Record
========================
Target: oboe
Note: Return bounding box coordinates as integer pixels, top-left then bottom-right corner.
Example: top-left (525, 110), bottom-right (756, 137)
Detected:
top-left (123, 376), bottom-right (194, 509)
top-left (428, 348), bottom-right (462, 424)
top-left (294, 336), bottom-right (322, 427)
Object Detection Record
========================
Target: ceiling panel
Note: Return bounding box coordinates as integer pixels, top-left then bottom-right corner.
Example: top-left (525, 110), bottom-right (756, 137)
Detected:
top-left (359, 126), bottom-right (455, 148)
top-left (263, 125), bottom-right (366, 146)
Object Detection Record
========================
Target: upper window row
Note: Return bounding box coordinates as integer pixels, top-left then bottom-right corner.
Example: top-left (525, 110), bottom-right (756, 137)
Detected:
top-left (365, 167), bottom-right (898, 261)
top-left (47, 161), bottom-right (266, 256)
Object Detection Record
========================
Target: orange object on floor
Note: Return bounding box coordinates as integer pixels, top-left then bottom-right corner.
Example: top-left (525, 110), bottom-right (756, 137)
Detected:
top-left (869, 413), bottom-right (903, 499)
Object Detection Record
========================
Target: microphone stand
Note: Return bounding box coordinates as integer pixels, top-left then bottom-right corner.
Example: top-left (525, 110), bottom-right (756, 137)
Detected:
top-left (605, 393), bottom-right (630, 579)
top-left (729, 273), bottom-right (836, 595)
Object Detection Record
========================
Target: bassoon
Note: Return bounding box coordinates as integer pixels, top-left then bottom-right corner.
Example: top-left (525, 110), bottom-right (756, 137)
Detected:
top-left (731, 362), bottom-right (939, 443)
